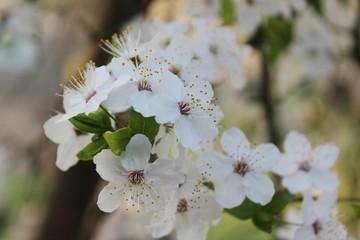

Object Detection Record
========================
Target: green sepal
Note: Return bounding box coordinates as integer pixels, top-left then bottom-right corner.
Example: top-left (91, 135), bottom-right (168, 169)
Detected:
top-left (103, 127), bottom-right (134, 155)
top-left (129, 108), bottom-right (159, 142)
top-left (262, 190), bottom-right (294, 215)
top-left (219, 0), bottom-right (237, 25)
top-left (77, 137), bottom-right (108, 160)
top-left (226, 198), bottom-right (260, 220)
top-left (69, 108), bottom-right (112, 134)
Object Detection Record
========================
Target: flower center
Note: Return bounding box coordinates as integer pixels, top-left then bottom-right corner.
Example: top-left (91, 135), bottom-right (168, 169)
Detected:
top-left (312, 220), bottom-right (322, 235)
top-left (299, 161), bottom-right (311, 172)
top-left (85, 90), bottom-right (97, 103)
top-left (128, 170), bottom-right (144, 185)
top-left (233, 161), bottom-right (250, 176)
top-left (138, 80), bottom-right (152, 91)
top-left (177, 198), bottom-right (188, 213)
top-left (178, 102), bottom-right (191, 116)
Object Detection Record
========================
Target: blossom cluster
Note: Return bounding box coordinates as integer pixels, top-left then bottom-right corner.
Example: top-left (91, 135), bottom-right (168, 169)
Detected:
top-left (43, 0), bottom-right (356, 239)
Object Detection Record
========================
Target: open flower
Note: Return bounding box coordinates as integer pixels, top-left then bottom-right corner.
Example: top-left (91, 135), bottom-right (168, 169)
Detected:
top-left (295, 193), bottom-right (348, 240)
top-left (151, 74), bottom-right (219, 150)
top-left (59, 63), bottom-right (113, 121)
top-left (273, 130), bottom-right (339, 194)
top-left (104, 57), bottom-right (167, 116)
top-left (198, 127), bottom-right (280, 208)
top-left (94, 134), bottom-right (183, 213)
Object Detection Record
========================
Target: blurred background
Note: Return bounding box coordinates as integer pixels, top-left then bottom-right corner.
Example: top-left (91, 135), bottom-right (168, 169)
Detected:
top-left (0, 0), bottom-right (359, 239)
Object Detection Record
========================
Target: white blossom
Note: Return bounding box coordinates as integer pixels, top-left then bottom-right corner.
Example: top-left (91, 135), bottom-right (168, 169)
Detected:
top-left (94, 134), bottom-right (183, 213)
top-left (59, 63), bottom-right (113, 121)
top-left (273, 130), bottom-right (339, 194)
top-left (294, 193), bottom-right (348, 240)
top-left (198, 127), bottom-right (280, 208)
top-left (151, 74), bottom-right (219, 150)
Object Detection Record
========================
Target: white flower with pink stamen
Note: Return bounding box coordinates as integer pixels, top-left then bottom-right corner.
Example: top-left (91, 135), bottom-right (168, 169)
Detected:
top-left (198, 127), bottom-right (280, 208)
top-left (151, 74), bottom-right (220, 150)
top-left (93, 134), bottom-right (183, 213)
top-left (59, 63), bottom-right (113, 121)
top-left (273, 130), bottom-right (339, 194)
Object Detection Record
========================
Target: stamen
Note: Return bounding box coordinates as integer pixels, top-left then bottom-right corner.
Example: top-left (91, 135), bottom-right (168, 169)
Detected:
top-left (177, 198), bottom-right (188, 213)
top-left (178, 102), bottom-right (191, 116)
top-left (233, 161), bottom-right (250, 176)
top-left (128, 170), bottom-right (145, 185)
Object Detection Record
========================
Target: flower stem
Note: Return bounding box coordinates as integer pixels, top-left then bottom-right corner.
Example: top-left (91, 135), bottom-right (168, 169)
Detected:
top-left (100, 104), bottom-right (126, 128)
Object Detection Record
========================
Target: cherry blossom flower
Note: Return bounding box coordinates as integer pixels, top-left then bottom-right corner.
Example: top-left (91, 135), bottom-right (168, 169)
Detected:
top-left (151, 74), bottom-right (219, 150)
top-left (294, 193), bottom-right (348, 240)
top-left (93, 134), bottom-right (183, 213)
top-left (43, 113), bottom-right (92, 171)
top-left (273, 130), bottom-right (339, 194)
top-left (59, 63), bottom-right (113, 121)
top-left (198, 127), bottom-right (280, 208)
top-left (104, 57), bottom-right (167, 115)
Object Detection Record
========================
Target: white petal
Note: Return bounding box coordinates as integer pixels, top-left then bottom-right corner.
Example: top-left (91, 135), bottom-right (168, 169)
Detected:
top-left (313, 143), bottom-right (339, 169)
top-left (215, 173), bottom-right (246, 208)
top-left (190, 192), bottom-right (223, 221)
top-left (300, 193), bottom-right (317, 225)
top-left (146, 158), bottom-right (184, 188)
top-left (131, 90), bottom-right (154, 117)
top-left (243, 172), bottom-right (275, 205)
top-left (103, 82), bottom-right (135, 113)
top-left (97, 183), bottom-right (123, 213)
top-left (122, 134), bottom-right (151, 171)
top-left (272, 155), bottom-right (299, 176)
top-left (93, 65), bottom-right (110, 87)
top-left (310, 168), bottom-right (339, 192)
top-left (43, 114), bottom-right (75, 143)
top-left (56, 134), bottom-right (91, 171)
top-left (284, 130), bottom-right (312, 160)
top-left (294, 226), bottom-right (315, 240)
top-left (174, 116), bottom-right (218, 150)
top-left (197, 151), bottom-right (233, 181)
top-left (175, 217), bottom-right (209, 240)
top-left (108, 57), bottom-right (135, 79)
top-left (248, 143), bottom-right (280, 172)
top-left (157, 71), bottom-right (184, 102)
top-left (151, 95), bottom-right (181, 124)
top-left (220, 127), bottom-right (250, 160)
top-left (184, 80), bottom-right (214, 105)
top-left (93, 149), bottom-right (128, 184)
top-left (283, 171), bottom-right (312, 194)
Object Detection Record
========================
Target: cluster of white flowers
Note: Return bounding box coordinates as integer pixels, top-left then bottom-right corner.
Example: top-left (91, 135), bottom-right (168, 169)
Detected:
top-left (43, 0), bottom-right (357, 239)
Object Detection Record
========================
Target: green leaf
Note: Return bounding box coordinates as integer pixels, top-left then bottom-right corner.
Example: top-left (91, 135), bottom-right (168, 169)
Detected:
top-left (262, 16), bottom-right (293, 65)
top-left (352, 205), bottom-right (360, 218)
top-left (219, 0), bottom-right (236, 25)
top-left (262, 190), bottom-right (294, 215)
top-left (252, 211), bottom-right (274, 233)
top-left (226, 198), bottom-right (260, 220)
top-left (77, 137), bottom-right (108, 160)
top-left (69, 108), bottom-right (112, 133)
top-left (103, 127), bottom-right (134, 155)
top-left (129, 108), bottom-right (160, 142)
